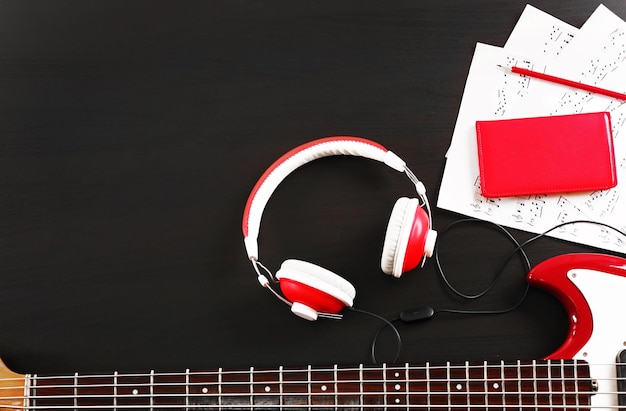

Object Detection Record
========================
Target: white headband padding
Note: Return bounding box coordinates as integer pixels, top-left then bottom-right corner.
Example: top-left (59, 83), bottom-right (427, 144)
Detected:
top-left (244, 140), bottom-right (405, 259)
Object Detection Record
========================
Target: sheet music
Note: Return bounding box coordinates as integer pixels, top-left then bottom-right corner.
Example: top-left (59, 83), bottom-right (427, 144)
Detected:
top-left (438, 4), bottom-right (626, 253)
top-left (505, 5), bottom-right (577, 59)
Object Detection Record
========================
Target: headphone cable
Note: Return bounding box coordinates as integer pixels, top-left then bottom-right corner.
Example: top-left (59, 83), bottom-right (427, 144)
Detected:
top-left (368, 218), bottom-right (626, 362)
top-left (347, 307), bottom-right (402, 364)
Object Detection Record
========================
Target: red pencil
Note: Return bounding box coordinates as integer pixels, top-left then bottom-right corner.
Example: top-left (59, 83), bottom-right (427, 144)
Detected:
top-left (502, 65), bottom-right (626, 101)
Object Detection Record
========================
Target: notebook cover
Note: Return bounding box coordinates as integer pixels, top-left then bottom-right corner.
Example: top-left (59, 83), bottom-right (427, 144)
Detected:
top-left (476, 112), bottom-right (617, 198)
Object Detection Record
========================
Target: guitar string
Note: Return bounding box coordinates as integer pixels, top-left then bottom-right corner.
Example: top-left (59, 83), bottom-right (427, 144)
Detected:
top-left (0, 361), bottom-right (618, 383)
top-left (0, 401), bottom-right (611, 408)
top-left (0, 408), bottom-right (617, 410)
top-left (0, 362), bottom-right (604, 388)
top-left (0, 387), bottom-right (608, 395)
top-left (0, 388), bottom-right (612, 404)
top-left (0, 390), bottom-right (604, 398)
top-left (0, 403), bottom-right (621, 410)
top-left (0, 371), bottom-right (610, 380)
top-left (0, 372), bottom-right (611, 398)
top-left (0, 382), bottom-right (609, 389)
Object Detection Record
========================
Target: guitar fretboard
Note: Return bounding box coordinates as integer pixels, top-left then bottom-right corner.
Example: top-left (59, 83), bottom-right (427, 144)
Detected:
top-left (24, 359), bottom-right (592, 410)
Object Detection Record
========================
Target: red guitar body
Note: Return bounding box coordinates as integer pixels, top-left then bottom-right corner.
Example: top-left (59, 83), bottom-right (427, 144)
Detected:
top-left (528, 253), bottom-right (626, 410)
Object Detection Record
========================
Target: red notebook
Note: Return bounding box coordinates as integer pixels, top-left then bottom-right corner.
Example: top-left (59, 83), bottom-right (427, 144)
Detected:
top-left (476, 112), bottom-right (617, 198)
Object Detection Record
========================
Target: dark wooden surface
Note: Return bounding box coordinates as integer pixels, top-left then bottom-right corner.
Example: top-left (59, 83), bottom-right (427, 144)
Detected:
top-left (0, 0), bottom-right (623, 376)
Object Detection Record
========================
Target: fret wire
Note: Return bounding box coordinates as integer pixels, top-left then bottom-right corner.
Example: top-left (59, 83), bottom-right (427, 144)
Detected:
top-left (218, 367), bottom-right (223, 411)
top-left (547, 359), bottom-right (553, 410)
top-left (149, 369), bottom-right (155, 410)
top-left (184, 368), bottom-right (190, 411)
top-left (517, 359), bottom-right (521, 411)
top-left (356, 364), bottom-right (365, 406)
top-left (113, 371), bottom-right (118, 410)
top-left (426, 361), bottom-right (431, 409)
top-left (382, 363), bottom-right (387, 409)
top-left (561, 360), bottom-right (566, 408)
top-left (307, 364), bottom-right (312, 411)
top-left (532, 359), bottom-right (538, 409)
top-left (75, 372), bottom-right (80, 410)
top-left (446, 361), bottom-right (451, 409)
top-left (404, 362), bottom-right (409, 411)
top-left (500, 361), bottom-right (505, 407)
top-left (483, 361), bottom-right (488, 409)
top-left (465, 360), bottom-right (470, 411)
top-left (336, 363), bottom-right (341, 411)
top-left (279, 365), bottom-right (283, 410)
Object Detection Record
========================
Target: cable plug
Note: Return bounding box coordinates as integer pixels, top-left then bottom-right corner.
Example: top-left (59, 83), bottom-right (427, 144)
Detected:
top-left (399, 306), bottom-right (435, 322)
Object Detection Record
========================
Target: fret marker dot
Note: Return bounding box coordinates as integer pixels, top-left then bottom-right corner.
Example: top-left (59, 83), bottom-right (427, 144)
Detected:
top-left (493, 383), bottom-right (500, 389)
top-left (132, 389), bottom-right (138, 396)
top-left (265, 386), bottom-right (271, 392)
top-left (456, 384), bottom-right (463, 390)
top-left (321, 385), bottom-right (327, 391)
top-left (394, 384), bottom-right (401, 391)
top-left (394, 372), bottom-right (400, 378)
top-left (202, 387), bottom-right (209, 394)
top-left (395, 398), bottom-right (401, 404)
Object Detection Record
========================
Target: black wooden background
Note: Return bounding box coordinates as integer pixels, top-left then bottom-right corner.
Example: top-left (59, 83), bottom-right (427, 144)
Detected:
top-left (0, 0), bottom-right (624, 375)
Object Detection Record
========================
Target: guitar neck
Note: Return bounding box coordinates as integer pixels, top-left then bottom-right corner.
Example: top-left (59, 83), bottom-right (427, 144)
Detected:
top-left (2, 359), bottom-right (593, 410)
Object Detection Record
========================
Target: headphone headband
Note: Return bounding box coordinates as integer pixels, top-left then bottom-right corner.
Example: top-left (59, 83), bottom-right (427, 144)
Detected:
top-left (242, 136), bottom-right (407, 260)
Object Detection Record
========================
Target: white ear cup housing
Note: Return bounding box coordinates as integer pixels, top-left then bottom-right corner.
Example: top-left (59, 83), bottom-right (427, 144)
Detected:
top-left (381, 197), bottom-right (436, 278)
top-left (381, 197), bottom-right (415, 276)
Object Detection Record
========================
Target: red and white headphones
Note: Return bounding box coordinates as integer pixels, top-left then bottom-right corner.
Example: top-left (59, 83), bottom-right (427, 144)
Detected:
top-left (242, 136), bottom-right (437, 321)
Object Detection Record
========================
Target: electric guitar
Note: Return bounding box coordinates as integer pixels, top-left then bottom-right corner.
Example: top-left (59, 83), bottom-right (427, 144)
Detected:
top-left (0, 253), bottom-right (624, 410)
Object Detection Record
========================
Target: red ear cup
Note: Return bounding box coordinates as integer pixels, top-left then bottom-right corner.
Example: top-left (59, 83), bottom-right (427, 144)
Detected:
top-left (381, 197), bottom-right (437, 278)
top-left (275, 260), bottom-right (356, 321)
top-left (402, 205), bottom-right (436, 271)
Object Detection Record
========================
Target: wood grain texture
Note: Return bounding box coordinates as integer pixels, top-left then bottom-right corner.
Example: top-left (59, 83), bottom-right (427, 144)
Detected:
top-left (0, 358), bottom-right (25, 409)
top-left (0, 0), bottom-right (623, 376)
